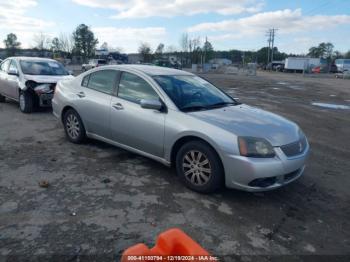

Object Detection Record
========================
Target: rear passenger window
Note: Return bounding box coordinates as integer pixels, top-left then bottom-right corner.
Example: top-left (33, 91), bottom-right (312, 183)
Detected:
top-left (118, 72), bottom-right (159, 104)
top-left (86, 70), bottom-right (116, 94)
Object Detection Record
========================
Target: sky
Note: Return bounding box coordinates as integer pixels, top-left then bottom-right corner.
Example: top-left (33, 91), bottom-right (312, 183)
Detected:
top-left (0, 0), bottom-right (350, 54)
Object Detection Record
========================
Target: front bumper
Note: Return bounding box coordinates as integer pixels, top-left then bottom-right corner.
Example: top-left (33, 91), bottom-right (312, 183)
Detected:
top-left (222, 143), bottom-right (310, 192)
top-left (38, 93), bottom-right (54, 107)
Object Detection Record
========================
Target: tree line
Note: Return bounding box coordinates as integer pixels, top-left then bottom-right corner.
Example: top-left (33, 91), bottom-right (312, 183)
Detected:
top-left (3, 24), bottom-right (98, 62)
top-left (3, 26), bottom-right (350, 65)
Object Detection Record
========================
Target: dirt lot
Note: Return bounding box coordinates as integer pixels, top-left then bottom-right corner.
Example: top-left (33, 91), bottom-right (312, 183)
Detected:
top-left (0, 71), bottom-right (349, 261)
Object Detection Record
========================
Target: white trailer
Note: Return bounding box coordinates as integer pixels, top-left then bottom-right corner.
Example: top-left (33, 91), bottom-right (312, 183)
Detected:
top-left (284, 57), bottom-right (322, 72)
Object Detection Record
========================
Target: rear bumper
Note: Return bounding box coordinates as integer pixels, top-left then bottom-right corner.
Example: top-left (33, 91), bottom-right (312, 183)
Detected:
top-left (222, 143), bottom-right (310, 192)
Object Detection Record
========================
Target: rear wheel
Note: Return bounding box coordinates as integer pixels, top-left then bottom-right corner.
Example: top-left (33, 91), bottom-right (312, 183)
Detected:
top-left (176, 141), bottom-right (224, 193)
top-left (0, 94), bottom-right (5, 103)
top-left (63, 109), bottom-right (86, 143)
top-left (19, 91), bottom-right (33, 113)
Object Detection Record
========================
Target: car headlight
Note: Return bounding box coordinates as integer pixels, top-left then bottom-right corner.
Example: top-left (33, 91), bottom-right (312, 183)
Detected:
top-left (238, 137), bottom-right (275, 158)
top-left (34, 84), bottom-right (52, 94)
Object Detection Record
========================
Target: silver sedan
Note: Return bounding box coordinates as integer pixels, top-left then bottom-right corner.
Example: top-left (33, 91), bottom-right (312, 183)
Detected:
top-left (0, 57), bottom-right (73, 113)
top-left (52, 65), bottom-right (309, 193)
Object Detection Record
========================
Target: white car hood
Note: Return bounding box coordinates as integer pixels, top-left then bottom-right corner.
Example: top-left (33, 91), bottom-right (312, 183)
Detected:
top-left (23, 74), bottom-right (74, 83)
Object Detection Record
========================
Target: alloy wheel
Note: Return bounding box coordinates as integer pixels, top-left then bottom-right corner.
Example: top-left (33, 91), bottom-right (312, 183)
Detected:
top-left (182, 150), bottom-right (212, 186)
top-left (66, 114), bottom-right (80, 139)
top-left (19, 94), bottom-right (25, 111)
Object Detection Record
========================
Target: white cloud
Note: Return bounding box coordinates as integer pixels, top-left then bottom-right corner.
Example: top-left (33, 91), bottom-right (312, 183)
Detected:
top-left (72, 0), bottom-right (264, 19)
top-left (92, 27), bottom-right (167, 53)
top-left (188, 9), bottom-right (350, 36)
top-left (0, 0), bottom-right (55, 48)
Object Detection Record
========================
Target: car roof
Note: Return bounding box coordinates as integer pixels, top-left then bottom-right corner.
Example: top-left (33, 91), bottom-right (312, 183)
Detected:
top-left (8, 57), bottom-right (58, 63)
top-left (103, 64), bottom-right (193, 76)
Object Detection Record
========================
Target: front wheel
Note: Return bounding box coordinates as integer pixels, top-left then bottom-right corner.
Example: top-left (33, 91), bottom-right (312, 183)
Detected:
top-left (19, 91), bottom-right (34, 113)
top-left (176, 141), bottom-right (224, 193)
top-left (63, 109), bottom-right (86, 143)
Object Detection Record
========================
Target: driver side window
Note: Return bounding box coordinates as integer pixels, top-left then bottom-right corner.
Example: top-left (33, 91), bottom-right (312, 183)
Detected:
top-left (118, 72), bottom-right (159, 104)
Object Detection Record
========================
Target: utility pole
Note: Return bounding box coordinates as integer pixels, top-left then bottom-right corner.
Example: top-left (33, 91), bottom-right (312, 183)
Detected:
top-left (266, 28), bottom-right (278, 69)
top-left (266, 30), bottom-right (272, 67)
top-left (270, 28), bottom-right (278, 64)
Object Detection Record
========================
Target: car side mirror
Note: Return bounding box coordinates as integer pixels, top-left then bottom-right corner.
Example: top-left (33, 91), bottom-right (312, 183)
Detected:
top-left (8, 69), bottom-right (19, 76)
top-left (140, 99), bottom-right (163, 111)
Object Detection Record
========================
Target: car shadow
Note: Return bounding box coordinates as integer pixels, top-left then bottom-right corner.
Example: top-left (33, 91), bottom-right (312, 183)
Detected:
top-left (3, 99), bottom-right (53, 114)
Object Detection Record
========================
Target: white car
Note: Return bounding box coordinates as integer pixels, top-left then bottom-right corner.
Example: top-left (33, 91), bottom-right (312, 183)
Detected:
top-left (0, 57), bottom-right (73, 113)
top-left (82, 59), bottom-right (107, 71)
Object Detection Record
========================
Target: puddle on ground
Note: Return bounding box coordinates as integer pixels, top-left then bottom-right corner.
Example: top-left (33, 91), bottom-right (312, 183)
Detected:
top-left (288, 85), bottom-right (303, 90)
top-left (276, 82), bottom-right (304, 90)
top-left (312, 102), bottom-right (350, 110)
top-left (272, 87), bottom-right (280, 90)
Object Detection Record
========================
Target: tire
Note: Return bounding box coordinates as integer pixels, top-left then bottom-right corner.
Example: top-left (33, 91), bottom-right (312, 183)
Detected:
top-left (176, 140), bottom-right (224, 193)
top-left (63, 109), bottom-right (86, 144)
top-left (19, 91), bottom-right (34, 113)
top-left (0, 94), bottom-right (5, 103)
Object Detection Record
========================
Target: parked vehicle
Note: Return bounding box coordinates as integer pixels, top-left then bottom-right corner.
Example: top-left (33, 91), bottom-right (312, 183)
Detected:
top-left (284, 57), bottom-right (323, 72)
top-left (311, 66), bottom-right (321, 74)
top-left (335, 59), bottom-right (350, 73)
top-left (53, 65), bottom-right (309, 193)
top-left (0, 57), bottom-right (73, 113)
top-left (82, 59), bottom-right (107, 71)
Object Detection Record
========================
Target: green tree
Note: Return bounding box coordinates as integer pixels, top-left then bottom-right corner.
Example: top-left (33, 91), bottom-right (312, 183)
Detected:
top-left (345, 50), bottom-right (350, 59)
top-left (308, 42), bottom-right (334, 59)
top-left (255, 47), bottom-right (287, 64)
top-left (333, 51), bottom-right (343, 59)
top-left (202, 39), bottom-right (214, 62)
top-left (51, 37), bottom-right (61, 52)
top-left (3, 33), bottom-right (21, 56)
top-left (73, 24), bottom-right (98, 62)
top-left (154, 43), bottom-right (164, 59)
top-left (138, 42), bottom-right (153, 63)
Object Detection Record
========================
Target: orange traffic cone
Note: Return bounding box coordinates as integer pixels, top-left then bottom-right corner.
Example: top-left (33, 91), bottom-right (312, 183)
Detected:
top-left (122, 228), bottom-right (213, 262)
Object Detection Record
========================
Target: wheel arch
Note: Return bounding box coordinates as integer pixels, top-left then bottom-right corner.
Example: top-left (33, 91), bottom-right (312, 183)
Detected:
top-left (61, 105), bottom-right (77, 123)
top-left (170, 135), bottom-right (224, 171)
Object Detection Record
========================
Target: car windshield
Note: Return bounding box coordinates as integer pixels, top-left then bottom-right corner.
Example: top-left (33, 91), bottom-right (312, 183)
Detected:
top-left (20, 60), bottom-right (68, 76)
top-left (153, 75), bottom-right (238, 112)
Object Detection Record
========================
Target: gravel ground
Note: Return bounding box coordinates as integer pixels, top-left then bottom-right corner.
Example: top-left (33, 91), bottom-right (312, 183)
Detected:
top-left (0, 71), bottom-right (349, 262)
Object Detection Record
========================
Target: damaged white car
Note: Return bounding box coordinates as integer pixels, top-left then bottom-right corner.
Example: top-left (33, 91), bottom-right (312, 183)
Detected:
top-left (0, 57), bottom-right (74, 113)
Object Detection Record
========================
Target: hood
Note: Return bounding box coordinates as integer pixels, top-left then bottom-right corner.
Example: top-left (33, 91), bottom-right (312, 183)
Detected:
top-left (23, 74), bottom-right (74, 83)
top-left (190, 104), bottom-right (300, 146)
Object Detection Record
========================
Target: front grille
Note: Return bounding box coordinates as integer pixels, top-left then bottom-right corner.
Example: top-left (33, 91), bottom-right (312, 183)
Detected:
top-left (50, 83), bottom-right (57, 92)
top-left (248, 177), bottom-right (277, 188)
top-left (281, 137), bottom-right (307, 157)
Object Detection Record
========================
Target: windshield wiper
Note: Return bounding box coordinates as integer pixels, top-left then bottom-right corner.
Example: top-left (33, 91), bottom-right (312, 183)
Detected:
top-left (207, 102), bottom-right (237, 109)
top-left (181, 105), bottom-right (209, 112)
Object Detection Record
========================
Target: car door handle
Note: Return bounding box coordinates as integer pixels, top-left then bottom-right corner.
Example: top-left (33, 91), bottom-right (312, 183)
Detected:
top-left (77, 92), bottom-right (85, 98)
top-left (112, 103), bottom-right (124, 110)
